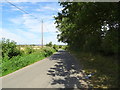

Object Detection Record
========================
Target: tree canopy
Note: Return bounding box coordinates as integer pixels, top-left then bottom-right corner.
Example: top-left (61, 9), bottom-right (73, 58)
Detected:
top-left (55, 2), bottom-right (119, 55)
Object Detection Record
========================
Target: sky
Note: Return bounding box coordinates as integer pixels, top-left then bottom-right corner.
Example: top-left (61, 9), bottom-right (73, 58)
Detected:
top-left (0, 0), bottom-right (65, 45)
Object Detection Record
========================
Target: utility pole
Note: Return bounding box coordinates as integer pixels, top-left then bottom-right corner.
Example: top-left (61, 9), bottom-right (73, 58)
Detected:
top-left (41, 20), bottom-right (43, 48)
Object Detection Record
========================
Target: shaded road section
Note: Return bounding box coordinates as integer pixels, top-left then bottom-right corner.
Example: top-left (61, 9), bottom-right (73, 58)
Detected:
top-left (2, 50), bottom-right (89, 88)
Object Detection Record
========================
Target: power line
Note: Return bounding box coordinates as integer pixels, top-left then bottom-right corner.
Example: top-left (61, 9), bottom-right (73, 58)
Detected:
top-left (5, 0), bottom-right (44, 46)
top-left (5, 0), bottom-right (41, 22)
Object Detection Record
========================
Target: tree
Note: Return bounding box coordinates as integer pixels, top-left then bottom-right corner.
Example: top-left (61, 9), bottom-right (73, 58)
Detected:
top-left (2, 38), bottom-right (21, 59)
top-left (46, 42), bottom-right (53, 47)
top-left (55, 2), bottom-right (119, 54)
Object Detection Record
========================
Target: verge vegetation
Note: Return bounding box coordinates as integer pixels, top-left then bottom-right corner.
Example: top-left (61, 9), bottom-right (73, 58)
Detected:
top-left (0, 38), bottom-right (64, 77)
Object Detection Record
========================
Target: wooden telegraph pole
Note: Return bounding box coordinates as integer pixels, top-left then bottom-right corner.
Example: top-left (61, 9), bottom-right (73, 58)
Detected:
top-left (41, 20), bottom-right (43, 48)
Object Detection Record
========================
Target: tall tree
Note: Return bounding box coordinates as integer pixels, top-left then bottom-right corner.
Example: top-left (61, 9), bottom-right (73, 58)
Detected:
top-left (55, 2), bottom-right (119, 54)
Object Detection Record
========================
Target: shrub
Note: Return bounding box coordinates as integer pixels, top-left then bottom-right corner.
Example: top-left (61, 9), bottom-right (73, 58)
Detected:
top-left (1, 47), bottom-right (56, 76)
top-left (2, 38), bottom-right (21, 59)
top-left (46, 42), bottom-right (53, 47)
top-left (24, 46), bottom-right (35, 54)
top-left (43, 47), bottom-right (55, 56)
top-left (62, 45), bottom-right (68, 50)
top-left (53, 44), bottom-right (59, 51)
top-left (59, 45), bottom-right (62, 48)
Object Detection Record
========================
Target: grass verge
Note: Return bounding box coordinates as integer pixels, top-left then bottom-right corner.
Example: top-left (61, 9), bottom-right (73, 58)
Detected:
top-left (70, 51), bottom-right (118, 88)
top-left (1, 47), bottom-right (56, 77)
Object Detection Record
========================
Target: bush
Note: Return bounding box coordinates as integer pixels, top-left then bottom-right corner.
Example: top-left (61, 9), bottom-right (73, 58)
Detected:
top-left (46, 42), bottom-right (53, 47)
top-left (2, 38), bottom-right (21, 59)
top-left (53, 44), bottom-right (59, 51)
top-left (1, 39), bottom-right (58, 76)
top-left (59, 45), bottom-right (62, 48)
top-left (43, 47), bottom-right (55, 56)
top-left (1, 47), bottom-right (56, 76)
top-left (101, 29), bottom-right (118, 55)
top-left (62, 45), bottom-right (68, 50)
top-left (24, 46), bottom-right (35, 54)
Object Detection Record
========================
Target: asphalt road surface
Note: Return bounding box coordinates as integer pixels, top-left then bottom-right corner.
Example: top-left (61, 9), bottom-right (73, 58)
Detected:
top-left (2, 50), bottom-right (89, 88)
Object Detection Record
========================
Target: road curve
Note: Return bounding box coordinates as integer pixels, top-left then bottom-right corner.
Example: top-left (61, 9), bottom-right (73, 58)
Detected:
top-left (2, 50), bottom-right (89, 88)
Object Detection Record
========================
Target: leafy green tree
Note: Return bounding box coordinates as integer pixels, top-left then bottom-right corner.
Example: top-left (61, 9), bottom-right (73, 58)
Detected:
top-left (2, 38), bottom-right (21, 59)
top-left (55, 2), bottom-right (119, 54)
top-left (46, 42), bottom-right (53, 47)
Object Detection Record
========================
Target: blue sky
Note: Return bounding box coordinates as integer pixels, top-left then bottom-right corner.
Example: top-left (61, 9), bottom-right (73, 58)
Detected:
top-left (0, 0), bottom-right (65, 45)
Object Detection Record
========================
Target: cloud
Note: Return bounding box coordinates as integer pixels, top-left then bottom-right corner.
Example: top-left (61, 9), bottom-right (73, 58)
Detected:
top-left (2, 2), bottom-right (65, 45)
top-left (17, 29), bottom-right (38, 39)
top-left (0, 4), bottom-right (3, 7)
top-left (0, 28), bottom-right (27, 44)
top-left (10, 14), bottom-right (57, 33)
top-left (44, 34), bottom-right (57, 44)
top-left (36, 6), bottom-right (55, 12)
top-left (0, 28), bottom-right (64, 45)
top-left (36, 6), bottom-right (62, 12)
top-left (0, 27), bottom-right (40, 44)
top-left (43, 6), bottom-right (56, 11)
top-left (36, 9), bottom-right (44, 12)
top-left (10, 5), bottom-right (28, 11)
top-left (10, 16), bottom-right (24, 25)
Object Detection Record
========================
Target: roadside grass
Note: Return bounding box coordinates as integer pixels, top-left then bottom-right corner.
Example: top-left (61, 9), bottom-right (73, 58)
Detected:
top-left (71, 51), bottom-right (118, 88)
top-left (1, 47), bottom-right (56, 77)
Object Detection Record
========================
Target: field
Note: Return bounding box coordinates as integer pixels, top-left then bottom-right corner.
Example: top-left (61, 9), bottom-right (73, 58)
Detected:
top-left (17, 45), bottom-right (42, 50)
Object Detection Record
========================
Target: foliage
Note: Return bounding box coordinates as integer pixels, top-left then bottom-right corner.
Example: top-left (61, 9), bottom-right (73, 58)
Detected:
top-left (24, 46), bottom-right (35, 54)
top-left (53, 44), bottom-right (59, 51)
top-left (46, 42), bottom-right (53, 47)
top-left (61, 45), bottom-right (68, 50)
top-left (1, 38), bottom-right (58, 76)
top-left (1, 47), bottom-right (56, 76)
top-left (59, 45), bottom-right (62, 48)
top-left (2, 38), bottom-right (21, 59)
top-left (43, 47), bottom-right (56, 57)
top-left (55, 2), bottom-right (119, 88)
top-left (55, 2), bottom-right (119, 55)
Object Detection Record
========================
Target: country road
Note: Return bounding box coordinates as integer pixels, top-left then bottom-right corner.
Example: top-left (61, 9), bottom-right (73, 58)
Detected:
top-left (2, 50), bottom-right (89, 88)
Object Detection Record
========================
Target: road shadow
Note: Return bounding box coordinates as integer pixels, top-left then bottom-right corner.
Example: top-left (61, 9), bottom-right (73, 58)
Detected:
top-left (47, 50), bottom-right (90, 89)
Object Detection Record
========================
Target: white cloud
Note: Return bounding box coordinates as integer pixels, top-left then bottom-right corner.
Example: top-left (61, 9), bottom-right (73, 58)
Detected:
top-left (10, 5), bottom-right (28, 11)
top-left (36, 9), bottom-right (44, 12)
top-left (44, 6), bottom-right (56, 11)
top-left (0, 4), bottom-right (3, 7)
top-left (17, 29), bottom-right (38, 39)
top-left (8, 12), bottom-right (60, 44)
top-left (44, 34), bottom-right (57, 44)
top-left (10, 14), bottom-right (57, 33)
top-left (2, 2), bottom-right (65, 45)
top-left (0, 28), bottom-right (27, 44)
top-left (36, 6), bottom-right (58, 12)
top-left (0, 28), bottom-right (65, 45)
top-left (0, 27), bottom-right (40, 44)
top-left (10, 17), bottom-right (24, 25)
